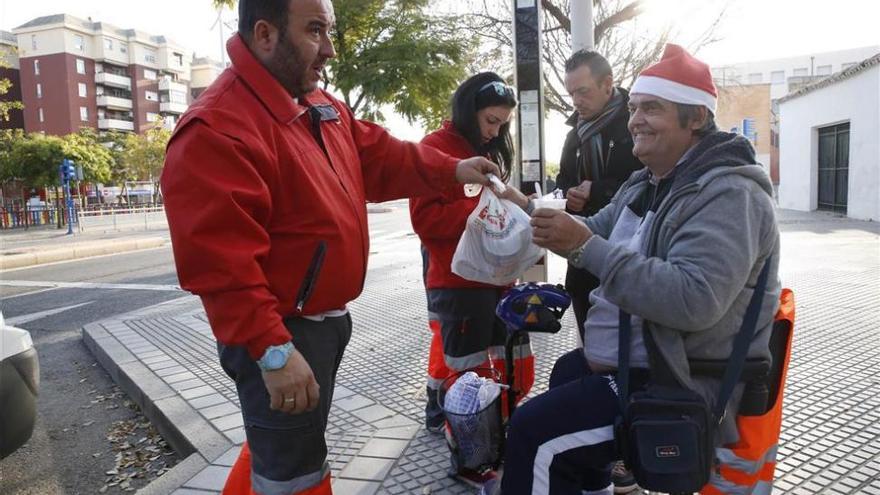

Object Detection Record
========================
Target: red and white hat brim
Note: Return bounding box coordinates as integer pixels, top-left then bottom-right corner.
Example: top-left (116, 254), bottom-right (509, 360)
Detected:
top-left (631, 75), bottom-right (717, 114)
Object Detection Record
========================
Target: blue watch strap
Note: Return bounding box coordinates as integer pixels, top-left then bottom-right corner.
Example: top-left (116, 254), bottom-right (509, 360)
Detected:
top-left (257, 341), bottom-right (295, 371)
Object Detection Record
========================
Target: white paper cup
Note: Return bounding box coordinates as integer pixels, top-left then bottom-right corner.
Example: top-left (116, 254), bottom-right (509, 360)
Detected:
top-left (532, 198), bottom-right (567, 210)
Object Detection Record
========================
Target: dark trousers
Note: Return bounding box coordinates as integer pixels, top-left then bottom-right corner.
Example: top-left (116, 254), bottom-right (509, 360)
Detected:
top-left (565, 266), bottom-right (600, 344)
top-left (500, 350), bottom-right (649, 495)
top-left (218, 314), bottom-right (352, 491)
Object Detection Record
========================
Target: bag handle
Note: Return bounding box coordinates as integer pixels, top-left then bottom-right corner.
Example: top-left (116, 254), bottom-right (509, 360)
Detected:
top-left (617, 256), bottom-right (773, 421)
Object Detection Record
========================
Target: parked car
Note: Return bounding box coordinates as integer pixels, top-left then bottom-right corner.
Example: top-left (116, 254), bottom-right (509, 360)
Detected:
top-left (0, 311), bottom-right (40, 459)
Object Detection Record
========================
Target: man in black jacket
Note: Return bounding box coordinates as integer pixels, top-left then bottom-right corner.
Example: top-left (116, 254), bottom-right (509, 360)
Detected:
top-left (556, 50), bottom-right (643, 345)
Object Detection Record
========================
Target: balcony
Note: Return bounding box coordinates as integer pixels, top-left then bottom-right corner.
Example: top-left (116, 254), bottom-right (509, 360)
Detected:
top-left (96, 95), bottom-right (133, 110)
top-left (95, 72), bottom-right (132, 90)
top-left (98, 119), bottom-right (135, 132)
top-left (159, 101), bottom-right (188, 114)
top-left (159, 78), bottom-right (187, 93)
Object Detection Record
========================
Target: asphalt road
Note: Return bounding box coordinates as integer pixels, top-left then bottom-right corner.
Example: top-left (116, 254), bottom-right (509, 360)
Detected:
top-left (0, 247), bottom-right (185, 494)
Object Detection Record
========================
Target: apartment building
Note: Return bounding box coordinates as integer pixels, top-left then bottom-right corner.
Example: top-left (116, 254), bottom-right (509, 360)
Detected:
top-left (0, 30), bottom-right (24, 130)
top-left (12, 14), bottom-right (192, 135)
top-left (190, 56), bottom-right (225, 101)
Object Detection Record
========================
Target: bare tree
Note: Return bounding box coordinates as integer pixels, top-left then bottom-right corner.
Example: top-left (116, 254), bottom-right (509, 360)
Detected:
top-left (456, 0), bottom-right (727, 117)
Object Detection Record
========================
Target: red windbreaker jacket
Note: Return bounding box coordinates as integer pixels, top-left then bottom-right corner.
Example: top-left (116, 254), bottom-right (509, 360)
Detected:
top-left (410, 122), bottom-right (497, 290)
top-left (161, 35), bottom-right (459, 359)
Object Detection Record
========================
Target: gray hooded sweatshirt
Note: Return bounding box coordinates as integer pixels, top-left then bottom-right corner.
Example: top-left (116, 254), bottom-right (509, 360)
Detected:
top-left (574, 131), bottom-right (782, 443)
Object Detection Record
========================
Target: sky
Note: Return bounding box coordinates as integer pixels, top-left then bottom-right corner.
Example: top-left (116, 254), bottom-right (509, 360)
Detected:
top-left (2, 0), bottom-right (878, 149)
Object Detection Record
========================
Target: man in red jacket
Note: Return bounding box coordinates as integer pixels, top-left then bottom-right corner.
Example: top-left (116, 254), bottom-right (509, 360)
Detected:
top-left (160, 1), bottom-right (499, 494)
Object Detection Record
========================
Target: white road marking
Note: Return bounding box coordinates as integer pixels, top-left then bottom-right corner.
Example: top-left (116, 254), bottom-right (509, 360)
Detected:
top-left (5, 301), bottom-right (95, 325)
top-left (0, 280), bottom-right (183, 292)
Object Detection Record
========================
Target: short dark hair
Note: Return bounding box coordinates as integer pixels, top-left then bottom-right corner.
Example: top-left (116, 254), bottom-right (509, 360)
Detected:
top-left (238, 0), bottom-right (290, 42)
top-left (564, 49), bottom-right (613, 81)
top-left (675, 103), bottom-right (718, 137)
top-left (451, 72), bottom-right (518, 181)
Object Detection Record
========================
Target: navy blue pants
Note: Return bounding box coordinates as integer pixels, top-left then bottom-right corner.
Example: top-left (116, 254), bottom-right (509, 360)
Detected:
top-left (219, 314), bottom-right (351, 494)
top-left (500, 350), bottom-right (648, 495)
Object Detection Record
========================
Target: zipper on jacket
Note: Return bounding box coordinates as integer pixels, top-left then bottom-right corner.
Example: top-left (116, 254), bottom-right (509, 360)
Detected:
top-left (295, 241), bottom-right (327, 312)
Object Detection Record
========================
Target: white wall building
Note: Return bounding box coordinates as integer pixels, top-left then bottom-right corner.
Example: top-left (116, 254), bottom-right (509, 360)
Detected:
top-left (777, 54), bottom-right (880, 221)
top-left (712, 46), bottom-right (879, 100)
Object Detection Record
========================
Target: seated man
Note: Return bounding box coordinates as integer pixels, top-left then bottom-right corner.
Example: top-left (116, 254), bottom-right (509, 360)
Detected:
top-left (492, 44), bottom-right (781, 495)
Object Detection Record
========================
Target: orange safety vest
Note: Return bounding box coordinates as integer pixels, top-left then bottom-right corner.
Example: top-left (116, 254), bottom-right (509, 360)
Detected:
top-left (222, 442), bottom-right (333, 495)
top-left (702, 288), bottom-right (796, 495)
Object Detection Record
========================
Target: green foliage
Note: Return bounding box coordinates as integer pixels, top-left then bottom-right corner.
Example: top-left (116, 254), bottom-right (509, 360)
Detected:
top-left (120, 121), bottom-right (171, 186)
top-left (62, 128), bottom-right (114, 183)
top-left (331, 0), bottom-right (472, 128)
top-left (0, 46), bottom-right (24, 122)
top-left (0, 129), bottom-right (114, 187)
top-left (210, 0), bottom-right (472, 128)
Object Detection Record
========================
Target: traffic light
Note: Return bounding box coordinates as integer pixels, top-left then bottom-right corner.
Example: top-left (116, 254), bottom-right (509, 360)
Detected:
top-left (59, 159), bottom-right (76, 182)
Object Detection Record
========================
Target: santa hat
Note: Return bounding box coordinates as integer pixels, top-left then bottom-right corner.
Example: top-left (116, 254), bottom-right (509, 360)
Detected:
top-left (631, 44), bottom-right (717, 114)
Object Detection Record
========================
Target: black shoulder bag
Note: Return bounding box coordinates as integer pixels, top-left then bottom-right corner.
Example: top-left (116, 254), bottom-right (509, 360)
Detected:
top-left (614, 258), bottom-right (772, 493)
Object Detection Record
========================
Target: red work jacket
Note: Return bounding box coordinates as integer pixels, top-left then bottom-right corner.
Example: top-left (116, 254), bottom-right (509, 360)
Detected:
top-left (161, 35), bottom-right (458, 359)
top-left (410, 122), bottom-right (496, 290)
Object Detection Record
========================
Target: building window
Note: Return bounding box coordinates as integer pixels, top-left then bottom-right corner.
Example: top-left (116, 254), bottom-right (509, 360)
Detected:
top-left (146, 112), bottom-right (159, 122)
top-left (144, 50), bottom-right (157, 64)
top-left (145, 90), bottom-right (159, 101)
top-left (31, 35), bottom-right (37, 50)
top-left (74, 34), bottom-right (84, 52)
top-left (793, 67), bottom-right (808, 76)
top-left (80, 107), bottom-right (89, 122)
top-left (120, 43), bottom-right (127, 54)
top-left (144, 69), bottom-right (157, 80)
top-left (816, 65), bottom-right (832, 76)
top-left (841, 62), bottom-right (857, 71)
top-left (39, 108), bottom-right (44, 122)
top-left (34, 59), bottom-right (40, 75)
top-left (36, 83), bottom-right (42, 98)
top-left (76, 58), bottom-right (86, 74)
top-left (78, 83), bottom-right (87, 97)
top-left (770, 70), bottom-right (784, 83)
top-left (173, 52), bottom-right (184, 66)
top-left (104, 38), bottom-right (113, 51)
top-left (747, 73), bottom-right (762, 84)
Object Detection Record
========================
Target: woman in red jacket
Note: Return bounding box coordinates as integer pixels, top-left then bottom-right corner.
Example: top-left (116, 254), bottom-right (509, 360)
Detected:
top-left (410, 72), bottom-right (534, 488)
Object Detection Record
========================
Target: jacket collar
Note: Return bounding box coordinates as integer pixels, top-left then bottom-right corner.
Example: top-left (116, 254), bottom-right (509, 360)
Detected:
top-left (227, 34), bottom-right (328, 124)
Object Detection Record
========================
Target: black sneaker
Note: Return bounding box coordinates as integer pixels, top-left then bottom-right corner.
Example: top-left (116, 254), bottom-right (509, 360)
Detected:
top-left (611, 461), bottom-right (638, 493)
top-left (425, 414), bottom-right (445, 433)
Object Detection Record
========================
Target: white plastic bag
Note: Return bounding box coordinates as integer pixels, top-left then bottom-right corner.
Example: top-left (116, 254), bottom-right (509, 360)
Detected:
top-left (451, 188), bottom-right (543, 285)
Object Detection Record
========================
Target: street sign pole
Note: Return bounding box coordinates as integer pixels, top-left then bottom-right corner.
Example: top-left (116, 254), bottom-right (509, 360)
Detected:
top-left (513, 0), bottom-right (547, 281)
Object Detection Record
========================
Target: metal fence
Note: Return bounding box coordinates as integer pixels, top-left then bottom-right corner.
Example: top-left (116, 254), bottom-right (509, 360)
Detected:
top-left (1, 204), bottom-right (167, 232)
top-left (77, 205), bottom-right (167, 232)
top-left (0, 206), bottom-right (72, 230)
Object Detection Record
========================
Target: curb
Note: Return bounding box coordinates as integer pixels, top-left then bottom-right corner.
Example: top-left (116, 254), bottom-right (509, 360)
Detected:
top-left (83, 320), bottom-right (233, 495)
top-left (0, 237), bottom-right (167, 271)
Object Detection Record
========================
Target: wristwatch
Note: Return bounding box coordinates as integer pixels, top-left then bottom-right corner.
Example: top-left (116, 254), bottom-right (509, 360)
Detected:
top-left (567, 238), bottom-right (590, 267)
top-left (257, 341), bottom-right (295, 371)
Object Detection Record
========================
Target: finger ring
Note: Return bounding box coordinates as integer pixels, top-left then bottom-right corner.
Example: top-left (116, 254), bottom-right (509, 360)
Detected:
top-left (284, 397), bottom-right (296, 403)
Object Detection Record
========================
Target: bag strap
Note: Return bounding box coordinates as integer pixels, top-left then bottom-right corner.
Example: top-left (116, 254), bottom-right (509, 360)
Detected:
top-left (713, 256), bottom-right (772, 422)
top-left (617, 256), bottom-right (773, 421)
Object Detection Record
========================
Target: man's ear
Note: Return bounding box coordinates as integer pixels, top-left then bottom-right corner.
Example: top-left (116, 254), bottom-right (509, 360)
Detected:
top-left (601, 74), bottom-right (614, 96)
top-left (690, 106), bottom-right (709, 131)
top-left (250, 19), bottom-right (280, 58)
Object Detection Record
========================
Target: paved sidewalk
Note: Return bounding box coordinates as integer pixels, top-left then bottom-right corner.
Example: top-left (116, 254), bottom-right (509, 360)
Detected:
top-left (0, 227), bottom-right (170, 270)
top-left (81, 208), bottom-right (880, 495)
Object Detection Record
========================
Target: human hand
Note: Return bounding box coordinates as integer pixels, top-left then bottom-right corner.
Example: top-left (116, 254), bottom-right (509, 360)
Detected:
top-left (497, 184), bottom-right (530, 210)
top-left (565, 180), bottom-right (592, 212)
top-left (530, 208), bottom-right (592, 256)
top-left (263, 349), bottom-right (320, 415)
top-left (455, 157), bottom-right (501, 186)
